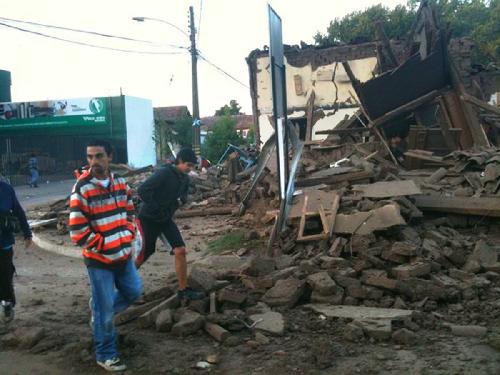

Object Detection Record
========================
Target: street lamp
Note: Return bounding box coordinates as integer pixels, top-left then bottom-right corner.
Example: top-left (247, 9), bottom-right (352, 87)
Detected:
top-left (133, 9), bottom-right (201, 156)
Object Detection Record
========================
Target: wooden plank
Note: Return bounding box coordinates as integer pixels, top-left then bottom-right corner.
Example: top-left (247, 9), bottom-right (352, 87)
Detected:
top-left (449, 62), bottom-right (489, 148)
top-left (442, 91), bottom-right (474, 149)
top-left (114, 299), bottom-right (163, 326)
top-left (414, 195), bottom-right (500, 217)
top-left (296, 170), bottom-right (374, 188)
top-left (305, 90), bottom-right (316, 142)
top-left (175, 206), bottom-right (235, 218)
top-left (334, 204), bottom-right (406, 235)
top-left (289, 190), bottom-right (336, 220)
top-left (438, 97), bottom-right (459, 151)
top-left (352, 180), bottom-right (422, 198)
top-left (315, 127), bottom-right (371, 135)
top-left (371, 90), bottom-right (440, 128)
top-left (404, 151), bottom-right (454, 166)
top-left (328, 192), bottom-right (341, 240)
top-left (462, 93), bottom-right (500, 117)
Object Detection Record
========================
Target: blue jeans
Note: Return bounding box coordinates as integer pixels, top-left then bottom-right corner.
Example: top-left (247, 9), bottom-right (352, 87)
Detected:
top-left (87, 259), bottom-right (142, 362)
top-left (29, 168), bottom-right (39, 186)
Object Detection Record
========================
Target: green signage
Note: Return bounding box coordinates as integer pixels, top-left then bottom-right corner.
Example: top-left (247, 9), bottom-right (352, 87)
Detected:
top-left (0, 97), bottom-right (109, 128)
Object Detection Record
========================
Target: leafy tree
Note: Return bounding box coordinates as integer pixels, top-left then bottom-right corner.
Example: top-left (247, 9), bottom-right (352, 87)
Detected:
top-left (314, 0), bottom-right (499, 64)
top-left (202, 116), bottom-right (243, 162)
top-left (154, 115), bottom-right (192, 159)
top-left (215, 100), bottom-right (242, 116)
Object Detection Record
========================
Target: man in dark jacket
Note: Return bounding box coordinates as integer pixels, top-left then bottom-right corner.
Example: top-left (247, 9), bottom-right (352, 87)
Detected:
top-left (138, 148), bottom-right (204, 300)
top-left (0, 180), bottom-right (32, 323)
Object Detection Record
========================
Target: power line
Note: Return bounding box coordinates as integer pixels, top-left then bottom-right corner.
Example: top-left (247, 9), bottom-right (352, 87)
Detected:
top-left (0, 22), bottom-right (186, 55)
top-left (198, 52), bottom-right (249, 89)
top-left (0, 16), bottom-right (188, 50)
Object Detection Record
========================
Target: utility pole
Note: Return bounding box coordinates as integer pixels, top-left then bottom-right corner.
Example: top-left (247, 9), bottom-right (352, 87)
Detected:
top-left (189, 6), bottom-right (201, 156)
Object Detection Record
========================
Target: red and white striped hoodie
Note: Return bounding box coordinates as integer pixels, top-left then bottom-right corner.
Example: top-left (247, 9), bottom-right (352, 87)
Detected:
top-left (69, 169), bottom-right (135, 267)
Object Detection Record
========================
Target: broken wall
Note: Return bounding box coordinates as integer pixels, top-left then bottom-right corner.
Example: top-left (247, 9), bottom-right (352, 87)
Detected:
top-left (247, 43), bottom-right (379, 145)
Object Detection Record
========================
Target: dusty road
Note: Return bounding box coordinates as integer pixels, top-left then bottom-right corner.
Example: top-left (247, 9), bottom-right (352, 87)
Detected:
top-left (15, 179), bottom-right (74, 210)
top-left (1, 214), bottom-right (500, 374)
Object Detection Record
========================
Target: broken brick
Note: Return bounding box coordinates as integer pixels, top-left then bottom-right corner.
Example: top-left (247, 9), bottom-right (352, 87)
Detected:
top-left (392, 262), bottom-right (431, 280)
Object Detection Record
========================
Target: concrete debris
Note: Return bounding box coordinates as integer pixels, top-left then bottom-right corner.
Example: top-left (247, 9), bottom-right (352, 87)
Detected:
top-left (249, 311), bottom-right (285, 336)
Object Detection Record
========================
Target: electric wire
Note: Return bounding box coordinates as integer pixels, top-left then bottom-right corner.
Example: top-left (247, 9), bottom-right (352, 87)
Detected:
top-left (0, 16), bottom-right (188, 50)
top-left (0, 22), bottom-right (186, 55)
top-left (198, 53), bottom-right (249, 89)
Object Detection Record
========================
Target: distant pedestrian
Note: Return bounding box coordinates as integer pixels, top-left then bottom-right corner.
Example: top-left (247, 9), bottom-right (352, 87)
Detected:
top-left (28, 154), bottom-right (39, 188)
top-left (0, 180), bottom-right (32, 324)
top-left (69, 139), bottom-right (142, 372)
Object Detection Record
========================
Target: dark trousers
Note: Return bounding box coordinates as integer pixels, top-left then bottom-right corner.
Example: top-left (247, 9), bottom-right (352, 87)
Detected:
top-left (0, 250), bottom-right (15, 305)
top-left (139, 216), bottom-right (185, 264)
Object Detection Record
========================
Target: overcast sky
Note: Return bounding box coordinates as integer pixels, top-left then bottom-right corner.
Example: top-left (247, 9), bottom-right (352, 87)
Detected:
top-left (1, 0), bottom-right (405, 116)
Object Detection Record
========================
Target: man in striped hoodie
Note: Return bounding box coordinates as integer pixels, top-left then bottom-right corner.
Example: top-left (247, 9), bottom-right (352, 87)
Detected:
top-left (69, 139), bottom-right (142, 372)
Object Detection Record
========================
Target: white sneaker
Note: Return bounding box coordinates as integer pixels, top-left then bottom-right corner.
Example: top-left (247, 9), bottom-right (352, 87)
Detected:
top-left (97, 357), bottom-right (127, 372)
top-left (1, 300), bottom-right (14, 324)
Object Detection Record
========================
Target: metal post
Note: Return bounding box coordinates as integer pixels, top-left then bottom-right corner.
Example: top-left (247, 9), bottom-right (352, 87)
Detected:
top-left (189, 6), bottom-right (201, 156)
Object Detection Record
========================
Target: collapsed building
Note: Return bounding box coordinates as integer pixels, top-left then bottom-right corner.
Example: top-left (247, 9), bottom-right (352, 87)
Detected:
top-left (27, 1), bottom-right (500, 351)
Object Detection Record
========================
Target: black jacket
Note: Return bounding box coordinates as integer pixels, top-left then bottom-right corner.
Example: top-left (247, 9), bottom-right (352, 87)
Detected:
top-left (138, 164), bottom-right (189, 222)
top-left (0, 181), bottom-right (32, 249)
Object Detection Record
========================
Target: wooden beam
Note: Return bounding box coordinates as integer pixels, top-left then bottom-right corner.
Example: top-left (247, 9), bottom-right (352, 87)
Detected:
top-left (371, 90), bottom-right (441, 128)
top-left (175, 206), bottom-right (235, 218)
top-left (414, 195), bottom-right (500, 217)
top-left (328, 192), bottom-right (341, 240)
top-left (442, 90), bottom-right (474, 149)
top-left (296, 170), bottom-right (374, 188)
top-left (437, 96), bottom-right (459, 151)
top-left (462, 93), bottom-right (500, 117)
top-left (375, 22), bottom-right (398, 69)
top-left (315, 127), bottom-right (371, 135)
top-left (305, 90), bottom-right (316, 142)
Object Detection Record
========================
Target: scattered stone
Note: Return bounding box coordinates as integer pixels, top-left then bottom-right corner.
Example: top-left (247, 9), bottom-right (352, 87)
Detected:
top-left (392, 262), bottom-right (431, 280)
top-left (188, 266), bottom-right (217, 293)
top-left (244, 230), bottom-right (259, 241)
top-left (307, 272), bottom-right (337, 295)
top-left (344, 322), bottom-right (364, 342)
top-left (390, 242), bottom-right (418, 257)
top-left (249, 311), bottom-right (285, 336)
top-left (246, 257), bottom-right (276, 276)
top-left (358, 319), bottom-right (392, 341)
top-left (449, 268), bottom-right (473, 281)
top-left (262, 277), bottom-right (305, 308)
top-left (275, 255), bottom-right (294, 270)
top-left (189, 298), bottom-right (209, 314)
top-left (392, 328), bottom-right (416, 345)
top-left (463, 260), bottom-right (481, 274)
top-left (469, 240), bottom-right (497, 268)
top-left (255, 332), bottom-right (270, 345)
top-left (320, 256), bottom-right (349, 269)
top-left (449, 324), bottom-right (487, 338)
top-left (155, 309), bottom-right (173, 332)
top-left (218, 287), bottom-right (247, 305)
top-left (171, 311), bottom-right (205, 336)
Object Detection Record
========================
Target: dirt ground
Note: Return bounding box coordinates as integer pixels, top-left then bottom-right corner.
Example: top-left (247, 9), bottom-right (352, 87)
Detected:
top-left (1, 215), bottom-right (500, 374)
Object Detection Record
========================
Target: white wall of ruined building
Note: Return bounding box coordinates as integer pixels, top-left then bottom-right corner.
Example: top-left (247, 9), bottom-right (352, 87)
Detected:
top-left (255, 55), bottom-right (377, 144)
top-left (259, 107), bottom-right (359, 144)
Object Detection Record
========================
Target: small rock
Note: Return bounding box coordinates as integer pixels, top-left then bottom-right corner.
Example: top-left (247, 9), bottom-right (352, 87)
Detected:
top-left (249, 311), bottom-right (285, 336)
top-left (344, 323), bottom-right (364, 342)
top-left (392, 328), bottom-right (416, 345)
top-left (155, 309), bottom-right (173, 332)
top-left (307, 272), bottom-right (337, 295)
top-left (262, 277), bottom-right (305, 308)
top-left (171, 311), bottom-right (205, 336)
top-left (18, 327), bottom-right (45, 350)
top-left (246, 257), bottom-right (276, 276)
top-left (188, 266), bottom-right (217, 293)
top-left (463, 260), bottom-right (481, 274)
top-left (255, 332), bottom-right (270, 345)
top-left (450, 324), bottom-right (487, 338)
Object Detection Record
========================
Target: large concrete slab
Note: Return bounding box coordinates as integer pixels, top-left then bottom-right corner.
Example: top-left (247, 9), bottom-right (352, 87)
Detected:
top-left (305, 304), bottom-right (414, 320)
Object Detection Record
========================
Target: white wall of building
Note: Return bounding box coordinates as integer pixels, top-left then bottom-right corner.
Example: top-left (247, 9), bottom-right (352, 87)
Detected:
top-left (258, 107), bottom-right (359, 144)
top-left (124, 96), bottom-right (156, 167)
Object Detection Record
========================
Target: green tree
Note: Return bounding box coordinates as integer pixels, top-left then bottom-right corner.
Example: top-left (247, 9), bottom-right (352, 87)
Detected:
top-left (314, 0), bottom-right (499, 64)
top-left (202, 116), bottom-right (242, 162)
top-left (215, 100), bottom-right (242, 116)
top-left (154, 115), bottom-right (192, 159)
